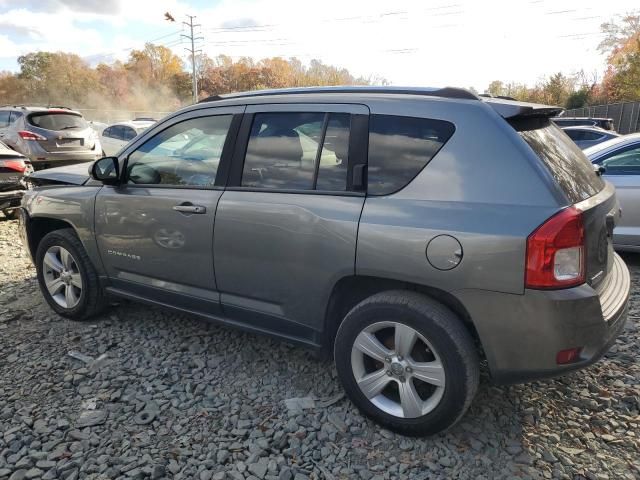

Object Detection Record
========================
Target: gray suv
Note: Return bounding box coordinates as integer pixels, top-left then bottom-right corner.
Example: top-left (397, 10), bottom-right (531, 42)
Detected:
top-left (19, 87), bottom-right (630, 436)
top-left (0, 106), bottom-right (102, 170)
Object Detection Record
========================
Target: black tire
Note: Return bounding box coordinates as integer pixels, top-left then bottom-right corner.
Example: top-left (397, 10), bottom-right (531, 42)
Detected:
top-left (35, 228), bottom-right (107, 321)
top-left (334, 290), bottom-right (479, 436)
top-left (3, 209), bottom-right (19, 220)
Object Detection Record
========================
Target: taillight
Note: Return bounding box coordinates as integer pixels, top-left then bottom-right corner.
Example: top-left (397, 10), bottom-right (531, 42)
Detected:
top-left (0, 159), bottom-right (26, 173)
top-left (525, 207), bottom-right (585, 289)
top-left (18, 130), bottom-right (46, 141)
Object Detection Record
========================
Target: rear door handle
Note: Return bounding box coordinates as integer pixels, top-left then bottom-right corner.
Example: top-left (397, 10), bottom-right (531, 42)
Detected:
top-left (173, 204), bottom-right (206, 214)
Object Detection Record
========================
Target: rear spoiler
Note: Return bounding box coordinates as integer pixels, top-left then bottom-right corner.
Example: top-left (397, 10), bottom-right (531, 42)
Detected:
top-left (482, 97), bottom-right (564, 119)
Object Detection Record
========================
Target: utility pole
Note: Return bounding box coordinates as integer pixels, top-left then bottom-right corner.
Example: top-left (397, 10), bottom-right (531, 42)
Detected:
top-left (182, 15), bottom-right (203, 103)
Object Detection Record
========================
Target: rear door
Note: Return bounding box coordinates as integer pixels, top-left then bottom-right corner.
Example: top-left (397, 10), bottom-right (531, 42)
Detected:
top-left (214, 103), bottom-right (368, 342)
top-left (95, 106), bottom-right (242, 312)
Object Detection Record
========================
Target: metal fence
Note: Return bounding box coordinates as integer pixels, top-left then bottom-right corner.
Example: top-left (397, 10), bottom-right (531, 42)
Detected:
top-left (563, 102), bottom-right (640, 134)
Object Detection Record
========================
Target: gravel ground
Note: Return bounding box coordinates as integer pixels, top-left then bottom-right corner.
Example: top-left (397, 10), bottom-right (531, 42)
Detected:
top-left (0, 217), bottom-right (638, 480)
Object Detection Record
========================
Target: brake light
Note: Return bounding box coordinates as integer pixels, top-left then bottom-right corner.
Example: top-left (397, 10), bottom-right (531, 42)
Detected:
top-left (18, 130), bottom-right (46, 141)
top-left (525, 207), bottom-right (585, 289)
top-left (0, 159), bottom-right (26, 172)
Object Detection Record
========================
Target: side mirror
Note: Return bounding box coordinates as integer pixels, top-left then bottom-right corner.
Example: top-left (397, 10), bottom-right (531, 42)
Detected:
top-left (90, 157), bottom-right (120, 184)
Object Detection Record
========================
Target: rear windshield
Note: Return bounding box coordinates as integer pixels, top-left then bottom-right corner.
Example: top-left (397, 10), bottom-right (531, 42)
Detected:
top-left (28, 112), bottom-right (87, 131)
top-left (517, 120), bottom-right (604, 203)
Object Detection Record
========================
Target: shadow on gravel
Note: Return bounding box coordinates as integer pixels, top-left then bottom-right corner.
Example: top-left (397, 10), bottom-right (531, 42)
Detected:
top-left (1, 257), bottom-right (638, 478)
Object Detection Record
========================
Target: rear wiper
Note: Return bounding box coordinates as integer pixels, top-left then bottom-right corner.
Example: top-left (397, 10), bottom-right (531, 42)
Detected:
top-left (60, 126), bottom-right (80, 130)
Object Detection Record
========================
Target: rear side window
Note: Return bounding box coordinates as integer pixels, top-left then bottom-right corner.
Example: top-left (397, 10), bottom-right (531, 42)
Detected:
top-left (517, 121), bottom-right (604, 203)
top-left (367, 115), bottom-right (455, 195)
top-left (241, 112), bottom-right (350, 191)
top-left (0, 111), bottom-right (9, 127)
top-left (28, 112), bottom-right (88, 131)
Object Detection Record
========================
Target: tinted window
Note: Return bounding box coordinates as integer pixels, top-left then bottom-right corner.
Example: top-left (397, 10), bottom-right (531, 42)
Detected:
top-left (242, 112), bottom-right (350, 191)
top-left (122, 127), bottom-right (137, 141)
top-left (316, 114), bottom-right (350, 191)
top-left (28, 112), bottom-right (87, 131)
top-left (126, 115), bottom-right (232, 187)
top-left (8, 111), bottom-right (23, 124)
top-left (518, 121), bottom-right (603, 203)
top-left (367, 115), bottom-right (455, 195)
top-left (564, 130), bottom-right (584, 141)
top-left (600, 146), bottom-right (640, 175)
top-left (0, 111), bottom-right (9, 128)
top-left (582, 131), bottom-right (605, 141)
top-left (102, 127), bottom-right (114, 138)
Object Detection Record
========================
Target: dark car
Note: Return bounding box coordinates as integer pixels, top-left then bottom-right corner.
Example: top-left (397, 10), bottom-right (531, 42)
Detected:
top-left (562, 126), bottom-right (620, 149)
top-left (0, 141), bottom-right (33, 219)
top-left (0, 106), bottom-right (102, 170)
top-left (553, 116), bottom-right (615, 131)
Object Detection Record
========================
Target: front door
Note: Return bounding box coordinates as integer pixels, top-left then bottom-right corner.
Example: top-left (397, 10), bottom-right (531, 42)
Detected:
top-left (95, 108), bottom-right (241, 311)
top-left (214, 104), bottom-right (369, 343)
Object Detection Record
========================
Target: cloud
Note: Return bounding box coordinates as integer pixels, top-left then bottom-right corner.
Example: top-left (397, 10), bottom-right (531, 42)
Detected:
top-left (0, 0), bottom-right (122, 15)
top-left (220, 18), bottom-right (259, 29)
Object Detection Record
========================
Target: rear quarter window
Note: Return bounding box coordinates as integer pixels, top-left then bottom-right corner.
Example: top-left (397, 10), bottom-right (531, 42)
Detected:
top-left (517, 121), bottom-right (604, 203)
top-left (367, 115), bottom-right (455, 195)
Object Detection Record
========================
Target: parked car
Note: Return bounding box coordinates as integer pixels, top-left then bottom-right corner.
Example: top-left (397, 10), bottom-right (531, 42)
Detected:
top-left (585, 133), bottom-right (640, 251)
top-left (561, 126), bottom-right (620, 149)
top-left (100, 120), bottom-right (156, 156)
top-left (553, 116), bottom-right (615, 131)
top-left (19, 87), bottom-right (629, 436)
top-left (0, 106), bottom-right (102, 170)
top-left (0, 141), bottom-right (32, 219)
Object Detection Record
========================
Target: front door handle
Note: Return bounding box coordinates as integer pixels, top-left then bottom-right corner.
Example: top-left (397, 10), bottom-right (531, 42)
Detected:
top-left (173, 203), bottom-right (206, 214)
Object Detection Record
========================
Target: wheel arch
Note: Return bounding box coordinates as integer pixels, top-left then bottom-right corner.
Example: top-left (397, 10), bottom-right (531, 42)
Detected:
top-left (25, 215), bottom-right (78, 262)
top-left (323, 275), bottom-right (482, 356)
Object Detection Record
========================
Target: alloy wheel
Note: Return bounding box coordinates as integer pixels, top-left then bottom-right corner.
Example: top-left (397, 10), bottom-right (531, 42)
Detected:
top-left (350, 321), bottom-right (446, 418)
top-left (42, 245), bottom-right (83, 309)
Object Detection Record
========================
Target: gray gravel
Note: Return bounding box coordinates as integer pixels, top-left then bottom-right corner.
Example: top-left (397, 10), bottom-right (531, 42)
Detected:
top-left (0, 217), bottom-right (638, 480)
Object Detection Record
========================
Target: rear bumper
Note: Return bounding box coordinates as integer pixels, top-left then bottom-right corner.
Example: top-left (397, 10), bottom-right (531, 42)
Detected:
top-left (455, 253), bottom-right (630, 384)
top-left (0, 188), bottom-right (25, 210)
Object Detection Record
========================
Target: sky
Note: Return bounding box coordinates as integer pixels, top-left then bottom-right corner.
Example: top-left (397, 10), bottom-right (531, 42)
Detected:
top-left (0, 0), bottom-right (638, 92)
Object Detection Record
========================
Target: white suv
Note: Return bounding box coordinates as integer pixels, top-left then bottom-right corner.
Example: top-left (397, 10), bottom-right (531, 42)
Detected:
top-left (99, 119), bottom-right (156, 156)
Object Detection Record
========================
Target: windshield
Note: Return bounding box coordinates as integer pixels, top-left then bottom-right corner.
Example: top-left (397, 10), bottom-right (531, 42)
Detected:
top-left (517, 120), bottom-right (604, 203)
top-left (28, 112), bottom-right (88, 131)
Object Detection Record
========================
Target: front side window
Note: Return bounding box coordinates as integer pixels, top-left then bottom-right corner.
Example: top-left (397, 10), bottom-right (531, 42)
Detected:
top-left (126, 115), bottom-right (232, 187)
top-left (368, 115), bottom-right (455, 195)
top-left (122, 127), bottom-right (137, 141)
top-left (600, 145), bottom-right (640, 175)
top-left (241, 112), bottom-right (350, 191)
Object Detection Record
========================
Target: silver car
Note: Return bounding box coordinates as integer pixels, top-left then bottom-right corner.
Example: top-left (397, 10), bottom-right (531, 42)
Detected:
top-left (585, 133), bottom-right (640, 251)
top-left (19, 87), bottom-right (630, 436)
top-left (0, 106), bottom-right (102, 170)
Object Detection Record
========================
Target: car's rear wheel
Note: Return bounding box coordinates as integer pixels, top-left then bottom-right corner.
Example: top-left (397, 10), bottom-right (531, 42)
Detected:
top-left (36, 228), bottom-right (106, 320)
top-left (334, 291), bottom-right (479, 436)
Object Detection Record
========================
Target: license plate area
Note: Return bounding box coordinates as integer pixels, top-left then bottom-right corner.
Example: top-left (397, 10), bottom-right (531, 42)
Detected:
top-left (57, 138), bottom-right (83, 147)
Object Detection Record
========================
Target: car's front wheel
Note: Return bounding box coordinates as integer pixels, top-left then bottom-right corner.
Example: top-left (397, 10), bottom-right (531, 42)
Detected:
top-left (36, 228), bottom-right (106, 320)
top-left (334, 291), bottom-right (479, 436)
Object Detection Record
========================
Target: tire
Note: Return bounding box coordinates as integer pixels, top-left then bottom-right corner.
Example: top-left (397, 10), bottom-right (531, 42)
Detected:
top-left (35, 228), bottom-right (107, 321)
top-left (3, 209), bottom-right (19, 220)
top-left (334, 290), bottom-right (479, 436)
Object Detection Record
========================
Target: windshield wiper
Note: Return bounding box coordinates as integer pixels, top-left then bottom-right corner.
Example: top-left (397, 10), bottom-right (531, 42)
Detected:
top-left (60, 126), bottom-right (80, 130)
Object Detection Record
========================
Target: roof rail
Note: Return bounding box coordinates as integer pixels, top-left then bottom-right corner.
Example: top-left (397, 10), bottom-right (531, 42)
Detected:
top-left (199, 86), bottom-right (479, 103)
